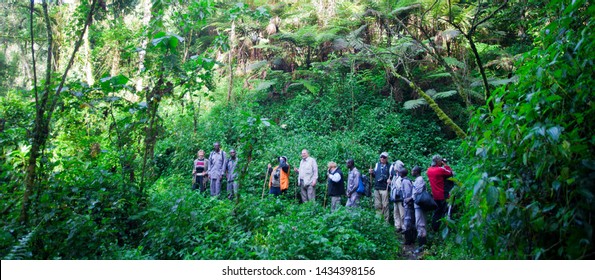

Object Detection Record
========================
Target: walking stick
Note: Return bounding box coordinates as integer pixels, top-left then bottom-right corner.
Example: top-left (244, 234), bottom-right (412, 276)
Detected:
top-left (261, 167), bottom-right (269, 199)
top-left (295, 173), bottom-right (300, 203)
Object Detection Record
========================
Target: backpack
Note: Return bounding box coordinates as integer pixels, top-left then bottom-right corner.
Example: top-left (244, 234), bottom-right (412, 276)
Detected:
top-left (390, 177), bottom-right (404, 203)
top-left (357, 174), bottom-right (371, 197)
top-left (271, 167), bottom-right (281, 188)
top-left (444, 177), bottom-right (454, 198)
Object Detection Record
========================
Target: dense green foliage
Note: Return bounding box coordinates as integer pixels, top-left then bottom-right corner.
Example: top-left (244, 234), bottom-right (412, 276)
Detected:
top-left (452, 0), bottom-right (594, 259)
top-left (1, 0), bottom-right (593, 260)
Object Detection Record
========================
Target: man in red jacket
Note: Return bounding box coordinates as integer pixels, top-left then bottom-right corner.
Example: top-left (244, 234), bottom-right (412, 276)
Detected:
top-left (426, 155), bottom-right (453, 232)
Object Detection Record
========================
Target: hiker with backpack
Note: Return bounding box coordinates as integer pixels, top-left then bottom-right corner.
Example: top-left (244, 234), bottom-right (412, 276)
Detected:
top-left (410, 166), bottom-right (428, 253)
top-left (426, 155), bottom-right (453, 232)
top-left (208, 142), bottom-right (227, 197)
top-left (345, 159), bottom-right (362, 207)
top-left (225, 149), bottom-right (239, 200)
top-left (326, 161), bottom-right (345, 212)
top-left (294, 149), bottom-right (318, 203)
top-left (399, 167), bottom-right (416, 246)
top-left (369, 152), bottom-right (391, 223)
top-left (389, 160), bottom-right (406, 233)
top-left (268, 156), bottom-right (290, 196)
top-left (192, 149), bottom-right (209, 193)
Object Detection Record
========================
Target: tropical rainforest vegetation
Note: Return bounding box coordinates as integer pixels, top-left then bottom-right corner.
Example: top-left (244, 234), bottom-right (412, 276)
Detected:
top-left (0, 0), bottom-right (593, 260)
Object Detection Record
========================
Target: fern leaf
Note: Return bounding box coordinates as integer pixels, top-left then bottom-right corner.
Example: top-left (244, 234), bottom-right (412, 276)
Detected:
top-left (246, 60), bottom-right (268, 72)
top-left (4, 229), bottom-right (36, 260)
top-left (425, 72), bottom-right (452, 79)
top-left (404, 98), bottom-right (427, 110)
top-left (299, 80), bottom-right (320, 94)
top-left (433, 90), bottom-right (458, 99)
top-left (443, 57), bottom-right (466, 69)
top-left (255, 80), bottom-right (276, 91)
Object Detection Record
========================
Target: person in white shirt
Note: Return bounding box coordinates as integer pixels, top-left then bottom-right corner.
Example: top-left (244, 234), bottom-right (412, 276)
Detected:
top-left (294, 149), bottom-right (318, 203)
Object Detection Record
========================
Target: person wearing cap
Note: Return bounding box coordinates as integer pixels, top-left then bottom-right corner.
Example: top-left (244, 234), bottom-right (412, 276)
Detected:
top-left (294, 149), bottom-right (318, 202)
top-left (426, 155), bottom-right (453, 232)
top-left (345, 159), bottom-right (361, 207)
top-left (369, 152), bottom-right (391, 223)
top-left (225, 149), bottom-right (239, 200)
top-left (268, 156), bottom-right (290, 196)
top-left (326, 161), bottom-right (345, 212)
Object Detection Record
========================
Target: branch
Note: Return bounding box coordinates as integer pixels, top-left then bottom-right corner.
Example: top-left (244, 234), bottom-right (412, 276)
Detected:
top-left (395, 72), bottom-right (467, 139)
top-left (471, 0), bottom-right (483, 27)
top-left (49, 0), bottom-right (98, 114)
top-left (471, 0), bottom-right (509, 33)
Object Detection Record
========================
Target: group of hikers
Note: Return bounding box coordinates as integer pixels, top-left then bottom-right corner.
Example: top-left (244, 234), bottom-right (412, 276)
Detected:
top-left (192, 142), bottom-right (455, 253)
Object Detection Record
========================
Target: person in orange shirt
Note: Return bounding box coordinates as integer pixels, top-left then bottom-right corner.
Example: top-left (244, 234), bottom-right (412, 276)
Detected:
top-left (268, 156), bottom-right (290, 196)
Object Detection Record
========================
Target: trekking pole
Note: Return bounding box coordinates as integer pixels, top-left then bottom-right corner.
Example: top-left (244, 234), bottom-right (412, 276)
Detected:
top-left (261, 166), bottom-right (269, 199)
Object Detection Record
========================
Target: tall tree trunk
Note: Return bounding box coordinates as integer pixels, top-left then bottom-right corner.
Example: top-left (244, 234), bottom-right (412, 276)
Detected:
top-left (227, 19), bottom-right (235, 103)
top-left (83, 26), bottom-right (94, 85)
top-left (136, 0), bottom-right (152, 91)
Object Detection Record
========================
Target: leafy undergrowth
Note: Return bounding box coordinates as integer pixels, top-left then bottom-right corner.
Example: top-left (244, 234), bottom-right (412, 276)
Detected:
top-left (126, 175), bottom-right (400, 260)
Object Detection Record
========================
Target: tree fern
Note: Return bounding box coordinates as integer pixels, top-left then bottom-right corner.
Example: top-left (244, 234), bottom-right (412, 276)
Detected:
top-left (4, 227), bottom-right (37, 260)
top-left (403, 89), bottom-right (458, 110)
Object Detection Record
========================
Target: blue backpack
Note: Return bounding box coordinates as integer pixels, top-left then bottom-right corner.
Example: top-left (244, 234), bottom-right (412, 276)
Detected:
top-left (356, 174), bottom-right (371, 197)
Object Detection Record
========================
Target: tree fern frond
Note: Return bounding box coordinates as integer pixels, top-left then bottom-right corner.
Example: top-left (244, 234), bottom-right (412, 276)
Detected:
top-left (254, 80), bottom-right (276, 91)
top-left (404, 98), bottom-right (427, 110)
top-left (349, 24), bottom-right (367, 39)
top-left (466, 89), bottom-right (485, 100)
top-left (389, 4), bottom-right (422, 16)
top-left (246, 60), bottom-right (268, 72)
top-left (4, 228), bottom-right (36, 260)
top-left (488, 76), bottom-right (519, 86)
top-left (443, 57), bottom-right (466, 69)
top-left (426, 89), bottom-right (437, 97)
top-left (433, 90), bottom-right (458, 99)
top-left (425, 72), bottom-right (452, 79)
